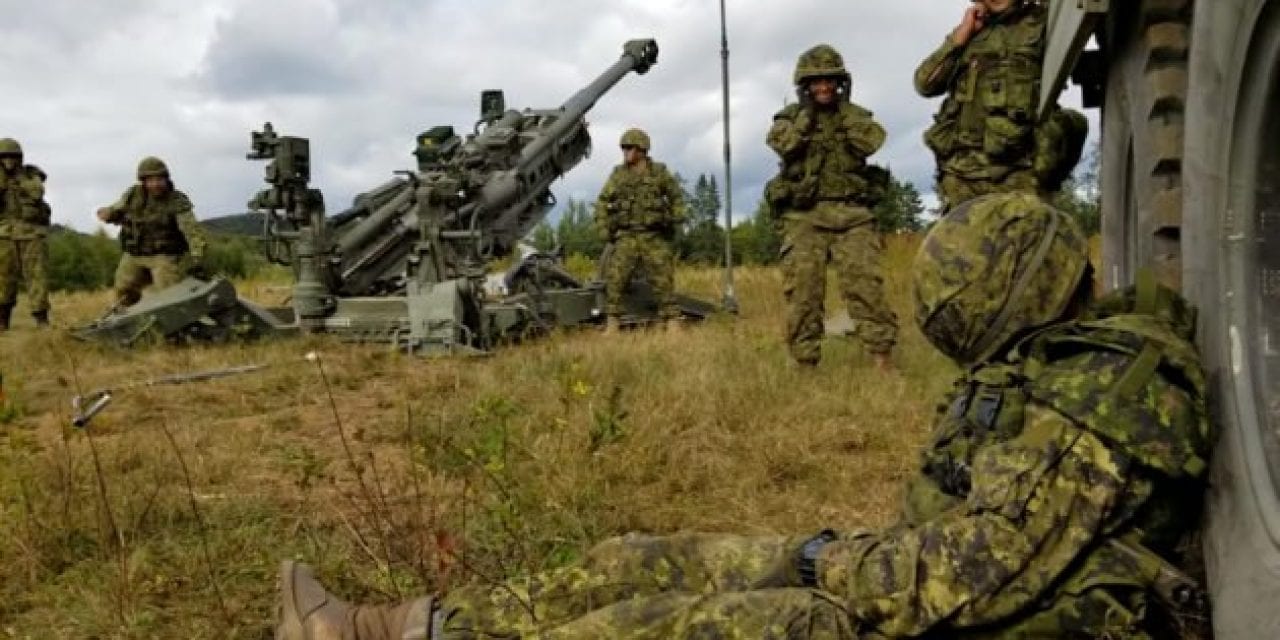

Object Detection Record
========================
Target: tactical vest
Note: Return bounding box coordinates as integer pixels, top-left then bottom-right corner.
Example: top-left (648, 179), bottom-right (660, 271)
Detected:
top-left (903, 281), bottom-right (1213, 636)
top-left (0, 166), bottom-right (51, 230)
top-left (924, 4), bottom-right (1046, 166)
top-left (601, 162), bottom-right (679, 233)
top-left (116, 185), bottom-right (191, 256)
top-left (773, 102), bottom-right (886, 208)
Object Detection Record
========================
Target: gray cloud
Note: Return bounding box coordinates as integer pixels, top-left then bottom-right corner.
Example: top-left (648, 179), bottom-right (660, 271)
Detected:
top-left (0, 0), bottom-right (1095, 232)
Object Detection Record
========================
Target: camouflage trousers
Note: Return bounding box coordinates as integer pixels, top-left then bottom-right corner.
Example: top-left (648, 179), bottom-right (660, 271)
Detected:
top-left (937, 170), bottom-right (1038, 212)
top-left (780, 217), bottom-right (897, 364)
top-left (604, 232), bottom-right (678, 319)
top-left (354, 532), bottom-right (862, 639)
top-left (0, 236), bottom-right (49, 312)
top-left (114, 253), bottom-right (184, 307)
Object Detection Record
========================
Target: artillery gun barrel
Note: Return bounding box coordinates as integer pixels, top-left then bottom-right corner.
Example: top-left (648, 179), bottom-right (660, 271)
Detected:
top-left (475, 39), bottom-right (659, 252)
top-left (515, 38), bottom-right (659, 173)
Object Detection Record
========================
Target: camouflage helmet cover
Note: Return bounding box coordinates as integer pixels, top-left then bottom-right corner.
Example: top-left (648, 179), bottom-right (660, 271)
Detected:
top-left (137, 156), bottom-right (170, 179)
top-left (912, 193), bottom-right (1090, 366)
top-left (793, 44), bottom-right (850, 85)
top-left (0, 138), bottom-right (22, 158)
top-left (619, 128), bottom-right (651, 151)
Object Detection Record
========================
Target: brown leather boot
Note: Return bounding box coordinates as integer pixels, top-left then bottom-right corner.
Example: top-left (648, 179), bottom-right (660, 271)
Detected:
top-left (276, 561), bottom-right (438, 640)
top-left (32, 310), bottom-right (49, 328)
top-left (0, 304), bottom-right (12, 332)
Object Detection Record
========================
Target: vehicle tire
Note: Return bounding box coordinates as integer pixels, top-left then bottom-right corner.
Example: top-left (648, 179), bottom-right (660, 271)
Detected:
top-left (1180, 0), bottom-right (1280, 638)
top-left (1099, 0), bottom-right (1189, 292)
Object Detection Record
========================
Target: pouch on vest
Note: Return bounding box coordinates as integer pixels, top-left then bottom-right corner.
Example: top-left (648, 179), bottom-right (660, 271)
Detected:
top-left (983, 114), bottom-right (1033, 161)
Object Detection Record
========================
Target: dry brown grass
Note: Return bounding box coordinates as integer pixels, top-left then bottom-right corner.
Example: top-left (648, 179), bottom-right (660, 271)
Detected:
top-left (0, 233), bottom-right (953, 638)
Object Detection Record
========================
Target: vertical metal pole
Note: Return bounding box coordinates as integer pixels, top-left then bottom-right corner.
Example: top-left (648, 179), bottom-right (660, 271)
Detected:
top-left (719, 0), bottom-right (739, 313)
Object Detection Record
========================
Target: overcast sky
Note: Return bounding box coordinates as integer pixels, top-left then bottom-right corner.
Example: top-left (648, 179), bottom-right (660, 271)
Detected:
top-left (0, 0), bottom-right (1093, 233)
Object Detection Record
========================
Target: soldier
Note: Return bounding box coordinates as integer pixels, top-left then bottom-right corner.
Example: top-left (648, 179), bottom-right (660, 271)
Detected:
top-left (593, 128), bottom-right (685, 332)
top-left (276, 193), bottom-right (1214, 638)
top-left (96, 157), bottom-right (207, 309)
top-left (916, 0), bottom-right (1089, 211)
top-left (765, 44), bottom-right (897, 370)
top-left (0, 138), bottom-right (52, 331)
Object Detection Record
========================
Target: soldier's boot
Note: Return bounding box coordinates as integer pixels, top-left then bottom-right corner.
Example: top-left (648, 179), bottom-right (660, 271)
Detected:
top-left (0, 304), bottom-right (12, 332)
top-left (604, 315), bottom-right (621, 336)
top-left (32, 310), bottom-right (49, 328)
top-left (276, 560), bottom-right (438, 640)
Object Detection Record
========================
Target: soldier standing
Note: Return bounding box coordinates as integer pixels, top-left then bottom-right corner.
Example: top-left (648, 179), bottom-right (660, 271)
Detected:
top-left (96, 157), bottom-right (208, 309)
top-left (765, 44), bottom-right (897, 370)
top-left (0, 138), bottom-right (52, 330)
top-left (916, 0), bottom-right (1089, 211)
top-left (275, 194), bottom-right (1214, 639)
top-left (594, 129), bottom-right (686, 333)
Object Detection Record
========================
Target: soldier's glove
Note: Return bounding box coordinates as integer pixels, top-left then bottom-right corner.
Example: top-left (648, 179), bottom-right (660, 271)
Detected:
top-left (750, 530), bottom-right (838, 589)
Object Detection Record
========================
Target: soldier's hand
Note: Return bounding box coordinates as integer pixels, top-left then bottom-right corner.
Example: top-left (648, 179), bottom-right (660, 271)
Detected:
top-left (96, 207), bottom-right (114, 223)
top-left (951, 4), bottom-right (985, 45)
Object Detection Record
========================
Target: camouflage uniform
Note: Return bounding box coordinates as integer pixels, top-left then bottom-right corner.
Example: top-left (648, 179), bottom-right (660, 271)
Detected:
top-left (277, 193), bottom-right (1213, 639)
top-left (766, 44), bottom-right (897, 365)
top-left (594, 129), bottom-right (685, 320)
top-left (915, 1), bottom-right (1088, 210)
top-left (98, 157), bottom-right (207, 307)
top-left (0, 138), bottom-right (51, 329)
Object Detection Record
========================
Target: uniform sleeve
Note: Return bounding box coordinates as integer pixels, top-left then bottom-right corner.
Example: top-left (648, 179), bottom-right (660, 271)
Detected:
top-left (100, 187), bottom-right (135, 224)
top-left (914, 37), bottom-right (964, 98)
top-left (172, 193), bottom-right (207, 257)
top-left (847, 115), bottom-right (887, 159)
top-left (766, 105), bottom-right (810, 159)
top-left (817, 404), bottom-right (1133, 636)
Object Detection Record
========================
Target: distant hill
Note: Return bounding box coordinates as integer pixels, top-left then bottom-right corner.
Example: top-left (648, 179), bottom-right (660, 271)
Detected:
top-left (202, 212), bottom-right (265, 236)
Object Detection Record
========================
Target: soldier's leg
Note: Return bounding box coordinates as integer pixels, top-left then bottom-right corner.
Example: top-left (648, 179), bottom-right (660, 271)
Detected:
top-left (279, 533), bottom-right (803, 639)
top-left (538, 588), bottom-right (859, 639)
top-left (112, 254), bottom-right (149, 307)
top-left (639, 236), bottom-right (679, 320)
top-left (830, 223), bottom-right (897, 356)
top-left (0, 239), bottom-right (17, 329)
top-left (605, 237), bottom-right (642, 318)
top-left (781, 219), bottom-right (831, 366)
top-left (147, 255), bottom-right (184, 290)
top-left (20, 238), bottom-right (50, 315)
top-left (437, 532), bottom-right (800, 635)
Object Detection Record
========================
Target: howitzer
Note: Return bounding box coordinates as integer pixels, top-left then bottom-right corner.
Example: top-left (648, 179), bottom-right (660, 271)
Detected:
top-left (73, 39), bottom-right (715, 352)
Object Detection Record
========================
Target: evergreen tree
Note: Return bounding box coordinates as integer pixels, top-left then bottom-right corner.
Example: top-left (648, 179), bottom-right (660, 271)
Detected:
top-left (873, 177), bottom-right (927, 233)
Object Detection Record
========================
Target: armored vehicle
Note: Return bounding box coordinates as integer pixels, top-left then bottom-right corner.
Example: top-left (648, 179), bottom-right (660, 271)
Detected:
top-left (1044, 1), bottom-right (1280, 635)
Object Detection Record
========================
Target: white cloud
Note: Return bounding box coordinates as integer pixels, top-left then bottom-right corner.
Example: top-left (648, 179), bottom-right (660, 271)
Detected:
top-left (0, 0), bottom-right (1096, 232)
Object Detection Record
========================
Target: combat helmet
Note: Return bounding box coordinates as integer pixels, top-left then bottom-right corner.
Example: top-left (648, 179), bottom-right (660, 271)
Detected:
top-left (912, 193), bottom-right (1090, 366)
top-left (619, 128), bottom-right (651, 152)
top-left (136, 156), bottom-right (170, 180)
top-left (0, 138), bottom-right (23, 160)
top-left (793, 44), bottom-right (851, 85)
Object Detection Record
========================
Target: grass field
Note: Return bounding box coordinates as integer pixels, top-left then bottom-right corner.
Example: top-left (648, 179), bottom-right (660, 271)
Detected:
top-left (0, 234), bottom-right (958, 638)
